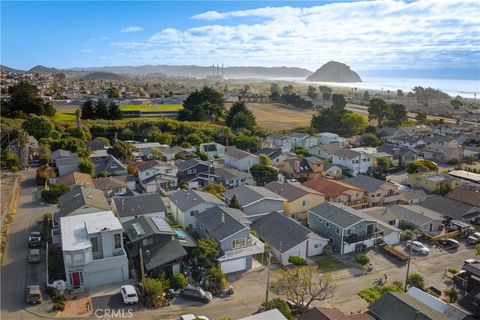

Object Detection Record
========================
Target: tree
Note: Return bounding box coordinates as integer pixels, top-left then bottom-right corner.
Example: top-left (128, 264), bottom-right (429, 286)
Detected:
top-left (407, 273), bottom-right (425, 289)
top-left (78, 158), bottom-right (95, 176)
top-left (436, 181), bottom-right (452, 196)
top-left (396, 89), bottom-right (404, 97)
top-left (107, 100), bottom-right (123, 120)
top-left (361, 133), bottom-right (382, 147)
top-left (363, 91), bottom-right (370, 102)
top-left (310, 107), bottom-right (345, 135)
top-left (355, 254), bottom-right (370, 266)
top-left (450, 99), bottom-right (463, 109)
top-left (22, 114), bottom-right (55, 140)
top-left (332, 94), bottom-right (346, 110)
top-left (142, 277), bottom-right (168, 308)
top-left (80, 99), bottom-right (96, 119)
top-left (274, 265), bottom-right (335, 315)
top-left (171, 273), bottom-right (188, 290)
top-left (444, 288), bottom-right (458, 303)
top-left (41, 184), bottom-right (70, 204)
top-left (475, 245), bottom-right (480, 256)
top-left (261, 298), bottom-right (294, 320)
top-left (205, 266), bottom-right (229, 293)
top-left (36, 165), bottom-right (56, 185)
top-left (415, 112), bottom-right (428, 124)
top-left (282, 84), bottom-right (294, 94)
top-left (270, 83), bottom-right (281, 102)
top-left (340, 113), bottom-right (368, 135)
top-left (107, 87), bottom-right (120, 99)
top-left (307, 86), bottom-right (318, 100)
top-left (229, 195), bottom-right (242, 209)
top-left (376, 157), bottom-right (390, 173)
top-left (225, 101), bottom-right (256, 129)
top-left (233, 134), bottom-right (258, 151)
top-left (231, 112), bottom-right (256, 130)
top-left (95, 99), bottom-right (109, 119)
top-left (3, 149), bottom-right (19, 171)
top-left (295, 148), bottom-right (309, 158)
top-left (258, 154), bottom-right (271, 166)
top-left (390, 104), bottom-right (407, 124)
top-left (250, 164), bottom-right (278, 186)
top-left (368, 98), bottom-right (391, 125)
top-left (319, 86), bottom-right (332, 95)
top-left (194, 238), bottom-right (220, 269)
top-left (109, 140), bottom-right (133, 161)
top-left (179, 86), bottom-right (225, 122)
top-left (4, 81), bottom-right (56, 117)
top-left (202, 183), bottom-right (226, 199)
top-left (405, 159), bottom-right (438, 173)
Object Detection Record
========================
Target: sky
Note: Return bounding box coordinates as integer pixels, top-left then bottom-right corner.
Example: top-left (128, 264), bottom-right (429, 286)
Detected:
top-left (1, 0), bottom-right (480, 79)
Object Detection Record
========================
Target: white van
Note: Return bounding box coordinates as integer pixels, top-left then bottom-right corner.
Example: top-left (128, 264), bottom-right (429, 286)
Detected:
top-left (120, 285), bottom-right (138, 304)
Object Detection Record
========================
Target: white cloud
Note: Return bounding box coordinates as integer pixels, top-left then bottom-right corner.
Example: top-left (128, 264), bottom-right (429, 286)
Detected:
top-left (121, 26), bottom-right (143, 33)
top-left (82, 48), bottom-right (93, 53)
top-left (109, 0), bottom-right (479, 70)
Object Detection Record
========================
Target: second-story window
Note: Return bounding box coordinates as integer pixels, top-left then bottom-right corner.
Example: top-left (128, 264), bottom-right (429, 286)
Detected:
top-left (90, 237), bottom-right (99, 253)
top-left (232, 238), bottom-right (246, 249)
top-left (114, 233), bottom-right (122, 249)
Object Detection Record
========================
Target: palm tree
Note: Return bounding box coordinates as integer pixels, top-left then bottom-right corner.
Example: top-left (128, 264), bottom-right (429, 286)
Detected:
top-left (16, 129), bottom-right (29, 170)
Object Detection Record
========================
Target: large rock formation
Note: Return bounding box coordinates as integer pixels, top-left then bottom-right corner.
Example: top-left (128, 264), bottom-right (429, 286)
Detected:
top-left (306, 61), bottom-right (362, 82)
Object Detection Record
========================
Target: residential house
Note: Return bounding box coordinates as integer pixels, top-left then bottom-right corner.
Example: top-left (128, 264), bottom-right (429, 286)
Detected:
top-left (418, 194), bottom-right (480, 223)
top-left (56, 171), bottom-right (94, 188)
top-left (447, 184), bottom-right (480, 207)
top-left (448, 170), bottom-right (480, 184)
top-left (224, 147), bottom-right (260, 172)
top-left (332, 149), bottom-right (372, 176)
top-left (265, 181), bottom-right (325, 221)
top-left (51, 149), bottom-right (77, 167)
top-left (169, 189), bottom-right (225, 229)
top-left (123, 215), bottom-right (187, 275)
top-left (317, 132), bottom-right (347, 147)
top-left (308, 144), bottom-right (340, 161)
top-left (377, 144), bottom-right (420, 166)
top-left (301, 307), bottom-right (373, 320)
top-left (158, 145), bottom-right (195, 161)
top-left (223, 185), bottom-right (286, 220)
top-left (239, 309), bottom-right (288, 320)
top-left (407, 171), bottom-right (462, 193)
top-left (394, 136), bottom-right (426, 149)
top-left (280, 156), bottom-right (324, 182)
top-left (344, 175), bottom-right (403, 207)
top-left (55, 185), bottom-right (110, 226)
top-left (137, 160), bottom-right (178, 192)
top-left (60, 211), bottom-right (129, 290)
top-left (368, 291), bottom-right (449, 320)
top-left (91, 155), bottom-right (128, 176)
top-left (113, 175), bottom-right (137, 191)
top-left (399, 125), bottom-right (433, 137)
top-left (56, 157), bottom-right (81, 177)
top-left (93, 176), bottom-right (128, 197)
top-left (112, 193), bottom-right (167, 222)
top-left (261, 134), bottom-right (294, 153)
top-left (303, 177), bottom-right (368, 209)
top-left (289, 132), bottom-right (318, 149)
top-left (175, 158), bottom-right (213, 188)
top-left (131, 142), bottom-right (165, 159)
top-left (323, 163), bottom-right (343, 179)
top-left (196, 206), bottom-right (264, 274)
top-left (402, 189), bottom-right (428, 204)
top-left (308, 203), bottom-right (383, 254)
top-left (255, 148), bottom-right (287, 166)
top-left (423, 136), bottom-right (465, 162)
top-left (85, 140), bottom-right (106, 152)
top-left (252, 211), bottom-right (328, 265)
top-left (199, 142), bottom-right (226, 160)
top-left (214, 167), bottom-right (255, 188)
top-left (360, 205), bottom-right (444, 235)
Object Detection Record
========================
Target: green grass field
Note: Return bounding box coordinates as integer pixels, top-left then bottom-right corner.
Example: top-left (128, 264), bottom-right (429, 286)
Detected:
top-left (53, 113), bottom-right (76, 121)
top-left (119, 104), bottom-right (183, 112)
top-left (317, 257), bottom-right (347, 272)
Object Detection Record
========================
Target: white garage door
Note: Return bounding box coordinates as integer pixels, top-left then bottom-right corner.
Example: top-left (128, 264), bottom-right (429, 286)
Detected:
top-left (221, 257), bottom-right (246, 274)
top-left (88, 268), bottom-right (124, 287)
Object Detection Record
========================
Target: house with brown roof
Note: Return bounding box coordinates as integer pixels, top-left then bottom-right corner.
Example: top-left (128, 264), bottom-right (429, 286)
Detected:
top-left (93, 176), bottom-right (128, 197)
top-left (303, 177), bottom-right (368, 208)
top-left (56, 171), bottom-right (94, 188)
top-left (447, 184), bottom-right (480, 207)
top-left (301, 307), bottom-right (373, 320)
top-left (280, 156), bottom-right (324, 182)
top-left (344, 175), bottom-right (404, 207)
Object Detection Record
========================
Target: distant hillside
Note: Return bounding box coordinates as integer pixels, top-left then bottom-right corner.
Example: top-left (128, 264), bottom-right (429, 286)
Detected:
top-left (0, 65), bottom-right (26, 73)
top-left (306, 61), bottom-right (362, 83)
top-left (82, 72), bottom-right (125, 81)
top-left (28, 65), bottom-right (62, 74)
top-left (69, 65), bottom-right (312, 79)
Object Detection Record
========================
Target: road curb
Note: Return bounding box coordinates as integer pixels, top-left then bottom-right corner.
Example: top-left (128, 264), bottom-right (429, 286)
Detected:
top-left (24, 306), bottom-right (93, 319)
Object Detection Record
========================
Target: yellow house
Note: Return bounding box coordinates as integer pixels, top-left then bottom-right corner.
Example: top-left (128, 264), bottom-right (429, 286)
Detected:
top-left (407, 171), bottom-right (462, 193)
top-left (265, 181), bottom-right (325, 222)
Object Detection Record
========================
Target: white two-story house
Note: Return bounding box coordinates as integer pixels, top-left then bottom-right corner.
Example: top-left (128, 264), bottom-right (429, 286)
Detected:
top-left (261, 134), bottom-right (294, 153)
top-left (332, 149), bottom-right (372, 176)
top-left (137, 160), bottom-right (178, 192)
top-left (224, 147), bottom-right (260, 172)
top-left (289, 133), bottom-right (318, 149)
top-left (60, 211), bottom-right (129, 291)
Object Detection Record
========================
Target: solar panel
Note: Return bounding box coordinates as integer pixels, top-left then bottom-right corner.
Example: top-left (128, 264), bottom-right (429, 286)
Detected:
top-left (132, 223), bottom-right (145, 236)
top-left (150, 216), bottom-right (173, 233)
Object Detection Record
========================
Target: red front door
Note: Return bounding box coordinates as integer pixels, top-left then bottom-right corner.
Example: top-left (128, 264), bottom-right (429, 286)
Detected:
top-left (71, 272), bottom-right (81, 287)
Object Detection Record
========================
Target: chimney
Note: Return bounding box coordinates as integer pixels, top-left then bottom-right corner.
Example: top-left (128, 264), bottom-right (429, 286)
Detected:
top-left (295, 160), bottom-right (300, 172)
top-left (221, 212), bottom-right (225, 224)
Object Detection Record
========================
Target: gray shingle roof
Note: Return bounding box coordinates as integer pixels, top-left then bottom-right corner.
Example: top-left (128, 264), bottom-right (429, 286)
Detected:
top-left (361, 205), bottom-right (443, 227)
top-left (333, 149), bottom-right (360, 159)
top-left (174, 159), bottom-right (209, 171)
top-left (168, 189), bottom-right (224, 212)
top-left (343, 175), bottom-right (392, 193)
top-left (196, 206), bottom-right (249, 241)
top-left (136, 160), bottom-right (175, 172)
top-left (215, 167), bottom-right (252, 181)
top-left (265, 181), bottom-right (320, 202)
top-left (56, 156), bottom-right (81, 166)
top-left (86, 140), bottom-right (105, 151)
top-left (252, 211), bottom-right (316, 252)
top-left (419, 195), bottom-right (479, 220)
top-left (222, 185), bottom-right (286, 207)
top-left (144, 241), bottom-right (187, 271)
top-left (123, 215), bottom-right (175, 242)
top-left (113, 193), bottom-right (166, 218)
top-left (57, 185), bottom-right (110, 219)
top-left (93, 176), bottom-right (127, 191)
top-left (92, 155), bottom-right (127, 174)
top-left (225, 147), bottom-right (256, 160)
top-left (309, 203), bottom-right (372, 228)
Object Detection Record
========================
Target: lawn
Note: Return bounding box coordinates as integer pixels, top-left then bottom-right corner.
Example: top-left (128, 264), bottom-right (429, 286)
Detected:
top-left (317, 257), bottom-right (347, 272)
top-left (119, 104), bottom-right (183, 112)
top-left (53, 113), bottom-right (76, 121)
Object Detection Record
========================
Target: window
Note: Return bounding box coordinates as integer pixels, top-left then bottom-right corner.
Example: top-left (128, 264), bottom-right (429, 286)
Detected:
top-left (90, 237), bottom-right (99, 253)
top-left (325, 222), bottom-right (330, 228)
top-left (73, 253), bottom-right (83, 263)
top-left (142, 237), bottom-right (154, 246)
top-left (302, 199), bottom-right (309, 206)
top-left (376, 193), bottom-right (381, 197)
top-left (114, 233), bottom-right (122, 249)
top-left (232, 238), bottom-right (246, 249)
top-left (262, 202), bottom-right (269, 207)
top-left (65, 254), bottom-right (72, 264)
top-left (110, 163), bottom-right (118, 168)
top-left (314, 244), bottom-right (319, 248)
top-left (335, 227), bottom-right (341, 235)
top-left (192, 169), bottom-right (197, 174)
top-left (329, 237), bottom-right (334, 244)
top-left (187, 169), bottom-right (192, 174)
top-left (190, 210), bottom-right (198, 217)
top-left (318, 217), bottom-right (323, 223)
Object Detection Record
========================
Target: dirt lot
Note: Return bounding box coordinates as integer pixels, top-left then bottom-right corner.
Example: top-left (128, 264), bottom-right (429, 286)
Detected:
top-left (1, 174), bottom-right (19, 223)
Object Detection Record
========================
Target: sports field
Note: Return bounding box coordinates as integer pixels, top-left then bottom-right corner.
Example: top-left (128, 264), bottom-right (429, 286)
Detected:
top-left (119, 104), bottom-right (183, 112)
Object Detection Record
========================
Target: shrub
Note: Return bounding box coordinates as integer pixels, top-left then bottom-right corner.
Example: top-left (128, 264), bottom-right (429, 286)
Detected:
top-left (205, 266), bottom-right (228, 293)
top-left (444, 288), bottom-right (459, 303)
top-left (171, 273), bottom-right (188, 290)
top-left (41, 184), bottom-right (70, 204)
top-left (355, 254), bottom-right (370, 266)
top-left (142, 277), bottom-right (168, 308)
top-left (52, 301), bottom-right (65, 311)
top-left (288, 256), bottom-right (307, 266)
top-left (261, 298), bottom-right (294, 320)
top-left (323, 245), bottom-right (334, 257)
top-left (407, 273), bottom-right (425, 290)
top-left (447, 158), bottom-right (459, 165)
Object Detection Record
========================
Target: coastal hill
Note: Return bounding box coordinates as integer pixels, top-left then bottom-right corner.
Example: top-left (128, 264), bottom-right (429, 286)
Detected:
top-left (306, 61), bottom-right (362, 83)
top-left (81, 72), bottom-right (125, 81)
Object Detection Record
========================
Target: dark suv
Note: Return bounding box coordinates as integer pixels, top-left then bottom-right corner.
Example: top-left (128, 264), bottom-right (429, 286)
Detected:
top-left (28, 231), bottom-right (41, 248)
top-left (180, 286), bottom-right (212, 303)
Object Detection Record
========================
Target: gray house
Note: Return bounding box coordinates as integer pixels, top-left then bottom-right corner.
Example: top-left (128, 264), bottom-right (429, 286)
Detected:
top-left (112, 193), bottom-right (167, 222)
top-left (196, 206), bottom-right (264, 274)
top-left (56, 157), bottom-right (81, 177)
top-left (418, 195), bottom-right (480, 223)
top-left (224, 147), bottom-right (260, 172)
top-left (252, 211), bottom-right (328, 265)
top-left (223, 185), bottom-right (286, 220)
top-left (92, 155), bottom-right (127, 176)
top-left (214, 167), bottom-right (256, 188)
top-left (308, 203), bottom-right (383, 254)
top-left (169, 189), bottom-right (225, 229)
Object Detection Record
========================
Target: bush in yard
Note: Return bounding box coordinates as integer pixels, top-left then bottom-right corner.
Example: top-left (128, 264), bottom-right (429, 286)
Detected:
top-left (193, 238), bottom-right (220, 269)
top-left (52, 301), bottom-right (65, 311)
top-left (141, 277), bottom-right (168, 308)
top-left (260, 298), bottom-right (294, 320)
top-left (323, 245), bottom-right (333, 257)
top-left (444, 288), bottom-right (459, 303)
top-left (205, 266), bottom-right (228, 293)
top-left (171, 273), bottom-right (188, 290)
top-left (41, 184), bottom-right (70, 204)
top-left (288, 256), bottom-right (307, 266)
top-left (355, 254), bottom-right (370, 266)
top-left (407, 273), bottom-right (425, 290)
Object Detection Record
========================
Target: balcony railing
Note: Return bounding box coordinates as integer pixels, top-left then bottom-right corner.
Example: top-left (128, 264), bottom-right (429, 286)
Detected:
top-left (346, 198), bottom-right (369, 207)
top-left (383, 193), bottom-right (404, 203)
top-left (218, 234), bottom-right (265, 261)
top-left (343, 230), bottom-right (384, 244)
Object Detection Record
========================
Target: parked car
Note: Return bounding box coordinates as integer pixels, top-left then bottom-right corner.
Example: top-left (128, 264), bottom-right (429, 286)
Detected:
top-left (180, 285), bottom-right (212, 303)
top-left (438, 239), bottom-right (460, 250)
top-left (28, 249), bottom-right (41, 263)
top-left (28, 231), bottom-right (41, 248)
top-left (120, 285), bottom-right (138, 304)
top-left (180, 315), bottom-right (209, 320)
top-left (464, 258), bottom-right (479, 265)
top-left (286, 299), bottom-right (313, 315)
top-left (25, 285), bottom-right (42, 304)
top-left (406, 241), bottom-right (430, 255)
top-left (467, 232), bottom-right (480, 245)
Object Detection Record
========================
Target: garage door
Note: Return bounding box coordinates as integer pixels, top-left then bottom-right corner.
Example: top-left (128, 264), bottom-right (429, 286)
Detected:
top-left (87, 268), bottom-right (124, 287)
top-left (221, 257), bottom-right (246, 274)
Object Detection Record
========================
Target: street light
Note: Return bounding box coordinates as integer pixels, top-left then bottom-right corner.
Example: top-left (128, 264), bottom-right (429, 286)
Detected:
top-left (404, 231), bottom-right (416, 291)
top-left (265, 249), bottom-right (272, 308)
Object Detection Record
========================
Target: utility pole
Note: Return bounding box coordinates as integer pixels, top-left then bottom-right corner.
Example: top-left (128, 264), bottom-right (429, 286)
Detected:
top-left (404, 233), bottom-right (414, 291)
top-left (139, 248), bottom-right (146, 289)
top-left (264, 251), bottom-right (272, 309)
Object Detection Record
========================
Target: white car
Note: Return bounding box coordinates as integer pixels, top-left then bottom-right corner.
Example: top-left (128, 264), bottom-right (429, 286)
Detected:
top-left (180, 315), bottom-right (209, 320)
top-left (120, 285), bottom-right (138, 304)
top-left (406, 241), bottom-right (430, 255)
top-left (464, 258), bottom-right (479, 265)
